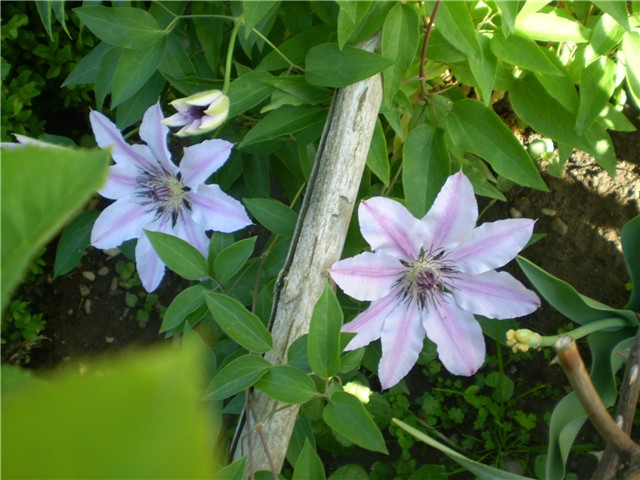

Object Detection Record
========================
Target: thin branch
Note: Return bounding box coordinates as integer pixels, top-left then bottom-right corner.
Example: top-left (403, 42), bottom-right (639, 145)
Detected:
top-left (419, 0), bottom-right (441, 96)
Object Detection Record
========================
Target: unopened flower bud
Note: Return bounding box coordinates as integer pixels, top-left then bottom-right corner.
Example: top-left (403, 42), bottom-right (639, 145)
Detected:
top-left (506, 328), bottom-right (542, 353)
top-left (343, 382), bottom-right (372, 404)
top-left (162, 90), bottom-right (229, 137)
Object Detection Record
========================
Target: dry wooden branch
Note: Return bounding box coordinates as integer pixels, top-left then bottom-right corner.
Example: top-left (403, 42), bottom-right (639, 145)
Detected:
top-left (231, 36), bottom-right (383, 474)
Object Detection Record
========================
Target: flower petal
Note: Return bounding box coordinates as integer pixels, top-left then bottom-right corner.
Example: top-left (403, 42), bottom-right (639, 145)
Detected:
top-left (379, 299), bottom-right (426, 389)
top-left (330, 252), bottom-right (404, 301)
top-left (136, 230), bottom-right (166, 292)
top-left (173, 213), bottom-right (209, 257)
top-left (90, 110), bottom-right (152, 169)
top-left (359, 197), bottom-right (423, 259)
top-left (139, 102), bottom-right (177, 175)
top-left (423, 295), bottom-right (485, 376)
top-left (342, 293), bottom-right (399, 350)
top-left (99, 162), bottom-right (140, 199)
top-left (90, 197), bottom-right (154, 249)
top-left (180, 139), bottom-right (233, 186)
top-left (449, 218), bottom-right (535, 274)
top-left (451, 270), bottom-right (540, 319)
top-left (422, 172), bottom-right (478, 250)
top-left (189, 184), bottom-right (252, 233)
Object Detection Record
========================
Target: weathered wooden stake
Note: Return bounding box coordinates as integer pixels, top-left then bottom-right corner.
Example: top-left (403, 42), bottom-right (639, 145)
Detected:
top-left (231, 36), bottom-right (383, 474)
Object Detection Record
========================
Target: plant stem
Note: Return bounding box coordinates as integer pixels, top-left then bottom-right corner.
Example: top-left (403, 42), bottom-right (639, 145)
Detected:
top-left (419, 0), bottom-right (441, 96)
top-left (539, 317), bottom-right (629, 346)
top-left (554, 336), bottom-right (640, 459)
top-left (223, 16), bottom-right (244, 95)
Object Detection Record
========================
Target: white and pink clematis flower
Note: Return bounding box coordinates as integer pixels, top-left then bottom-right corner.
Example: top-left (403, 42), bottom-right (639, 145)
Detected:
top-left (90, 102), bottom-right (251, 292)
top-left (330, 172), bottom-right (540, 389)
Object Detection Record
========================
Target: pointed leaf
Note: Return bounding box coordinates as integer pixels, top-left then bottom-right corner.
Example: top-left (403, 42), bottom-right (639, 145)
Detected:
top-left (494, 1), bottom-right (523, 36)
top-left (204, 354), bottom-right (271, 401)
top-left (54, 210), bottom-right (100, 278)
top-left (308, 282), bottom-right (343, 379)
top-left (430, 0), bottom-right (482, 60)
top-left (593, 1), bottom-right (630, 31)
top-left (204, 292), bottom-right (273, 353)
top-left (366, 119), bottom-right (390, 186)
top-left (575, 56), bottom-right (616, 135)
top-left (216, 456), bottom-right (248, 480)
top-left (144, 230), bottom-right (209, 281)
top-left (446, 99), bottom-right (547, 191)
top-left (239, 105), bottom-right (325, 148)
top-left (621, 216), bottom-right (640, 310)
top-left (293, 439), bottom-right (326, 480)
top-left (515, 12), bottom-right (590, 42)
top-left (243, 198), bottom-right (298, 236)
top-left (323, 392), bottom-right (387, 454)
top-left (490, 30), bottom-right (561, 75)
top-left (254, 365), bottom-right (317, 404)
top-left (63, 42), bottom-right (114, 86)
top-left (160, 285), bottom-right (208, 333)
top-left (213, 237), bottom-right (257, 284)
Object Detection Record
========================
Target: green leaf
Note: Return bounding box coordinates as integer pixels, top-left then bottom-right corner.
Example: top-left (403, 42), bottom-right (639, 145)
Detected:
top-left (258, 25), bottom-right (335, 71)
top-left (402, 124), bottom-right (450, 217)
top-left (366, 119), bottom-right (390, 185)
top-left (228, 71), bottom-right (275, 117)
top-left (73, 6), bottom-right (166, 49)
top-left (95, 46), bottom-right (122, 110)
top-left (243, 198), bottom-right (298, 236)
top-left (1, 146), bottom-right (109, 309)
top-left (305, 43), bottom-right (394, 88)
top-left (308, 282), bottom-right (343, 379)
top-left (216, 456), bottom-right (248, 480)
top-left (204, 354), bottom-right (271, 401)
top-left (239, 105), bottom-right (325, 148)
top-left (394, 418), bottom-right (535, 479)
top-left (494, 1), bottom-right (523, 36)
top-left (144, 231), bottom-right (209, 281)
top-left (111, 37), bottom-right (166, 108)
top-left (515, 12), bottom-right (590, 43)
top-left (597, 104), bottom-right (637, 132)
top-left (160, 285), bottom-right (208, 333)
top-left (192, 2), bottom-right (223, 73)
top-left (254, 365), bottom-right (317, 404)
top-left (337, 1), bottom-right (372, 49)
top-left (63, 42), bottom-right (114, 86)
top-left (446, 99), bottom-right (547, 191)
top-left (429, 0), bottom-right (482, 60)
top-left (381, 3), bottom-right (419, 104)
top-left (575, 56), bottom-right (616, 135)
top-left (328, 464), bottom-right (370, 480)
top-left (621, 216), bottom-right (640, 310)
top-left (323, 392), bottom-right (387, 453)
top-left (53, 210), bottom-right (99, 278)
top-left (468, 34), bottom-right (497, 105)
top-left (516, 256), bottom-right (637, 326)
top-left (293, 439), bottom-right (326, 480)
top-left (3, 342), bottom-right (215, 478)
top-left (622, 31), bottom-right (640, 109)
top-left (213, 237), bottom-right (257, 284)
top-left (590, 13), bottom-right (626, 58)
top-left (242, 1), bottom-right (280, 39)
top-left (490, 30), bottom-right (561, 75)
top-left (593, 1), bottom-right (630, 31)
top-left (115, 71), bottom-right (166, 129)
top-left (204, 292), bottom-right (273, 353)
top-left (287, 416), bottom-right (316, 468)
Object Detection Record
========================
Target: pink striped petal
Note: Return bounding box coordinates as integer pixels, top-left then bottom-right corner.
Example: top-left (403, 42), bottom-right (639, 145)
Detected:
top-left (180, 139), bottom-right (233, 187)
top-left (359, 197), bottom-right (423, 260)
top-left (343, 293), bottom-right (399, 351)
top-left (423, 295), bottom-right (485, 376)
top-left (90, 111), bottom-right (152, 169)
top-left (422, 172), bottom-right (478, 250)
top-left (189, 184), bottom-right (251, 233)
top-left (136, 230), bottom-right (166, 292)
top-left (173, 214), bottom-right (209, 257)
top-left (449, 219), bottom-right (535, 274)
top-left (90, 197), bottom-right (154, 249)
top-left (451, 271), bottom-right (540, 319)
top-left (331, 252), bottom-right (404, 301)
top-left (99, 162), bottom-right (139, 199)
top-left (379, 299), bottom-right (426, 389)
top-left (139, 102), bottom-right (177, 175)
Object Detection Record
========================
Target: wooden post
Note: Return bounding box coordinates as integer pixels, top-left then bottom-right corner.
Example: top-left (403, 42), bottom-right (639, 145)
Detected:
top-left (231, 36), bottom-right (383, 473)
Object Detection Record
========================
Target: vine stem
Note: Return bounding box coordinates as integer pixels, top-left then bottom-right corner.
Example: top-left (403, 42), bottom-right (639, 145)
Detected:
top-left (419, 0), bottom-right (441, 97)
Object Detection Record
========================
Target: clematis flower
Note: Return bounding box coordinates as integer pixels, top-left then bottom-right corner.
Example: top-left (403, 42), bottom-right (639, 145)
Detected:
top-left (330, 172), bottom-right (540, 389)
top-left (162, 90), bottom-right (230, 137)
top-left (90, 102), bottom-right (251, 292)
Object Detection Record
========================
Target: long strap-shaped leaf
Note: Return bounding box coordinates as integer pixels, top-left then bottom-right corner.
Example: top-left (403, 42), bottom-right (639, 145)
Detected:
top-left (231, 35), bottom-right (383, 472)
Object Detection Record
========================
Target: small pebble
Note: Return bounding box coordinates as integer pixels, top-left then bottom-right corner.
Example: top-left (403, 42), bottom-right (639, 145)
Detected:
top-left (541, 208), bottom-right (557, 217)
top-left (110, 277), bottom-right (119, 292)
top-left (104, 248), bottom-right (120, 258)
top-left (550, 217), bottom-right (568, 236)
top-left (82, 271), bottom-right (96, 281)
top-left (105, 336), bottom-right (115, 344)
top-left (509, 207), bottom-right (522, 218)
top-left (84, 298), bottom-right (92, 314)
top-left (79, 285), bottom-right (91, 297)
top-left (97, 266), bottom-right (110, 276)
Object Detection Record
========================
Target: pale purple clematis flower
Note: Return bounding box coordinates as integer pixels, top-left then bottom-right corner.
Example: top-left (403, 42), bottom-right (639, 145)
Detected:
top-left (90, 102), bottom-right (251, 292)
top-left (162, 90), bottom-right (230, 137)
top-left (330, 172), bottom-right (540, 389)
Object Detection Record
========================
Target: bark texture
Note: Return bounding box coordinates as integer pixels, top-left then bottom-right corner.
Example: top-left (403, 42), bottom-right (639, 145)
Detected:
top-left (231, 36), bottom-right (383, 474)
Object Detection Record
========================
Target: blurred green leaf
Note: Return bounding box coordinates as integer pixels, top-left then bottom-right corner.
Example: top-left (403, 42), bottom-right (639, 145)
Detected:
top-left (323, 392), bottom-right (387, 453)
top-left (204, 354), bottom-right (271, 401)
top-left (494, 1), bottom-right (523, 36)
top-left (204, 292), bottom-right (273, 353)
top-left (305, 43), bottom-right (393, 88)
top-left (145, 230), bottom-right (209, 281)
top-left (308, 282), bottom-right (343, 379)
top-left (254, 365), bottom-right (317, 404)
top-left (1, 146), bottom-right (109, 309)
top-left (515, 12), bottom-right (590, 42)
top-left (244, 198), bottom-right (298, 236)
top-left (54, 210), bottom-right (99, 278)
top-left (590, 14), bottom-right (626, 58)
top-left (622, 31), bottom-right (640, 109)
top-left (593, 1), bottom-right (630, 31)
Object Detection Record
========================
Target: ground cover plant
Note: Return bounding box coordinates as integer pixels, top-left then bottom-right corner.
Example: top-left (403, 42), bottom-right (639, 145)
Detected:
top-left (2, 1), bottom-right (639, 479)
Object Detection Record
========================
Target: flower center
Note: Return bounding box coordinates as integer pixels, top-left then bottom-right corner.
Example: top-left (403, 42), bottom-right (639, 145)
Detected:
top-left (400, 249), bottom-right (457, 308)
top-left (136, 167), bottom-right (191, 226)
